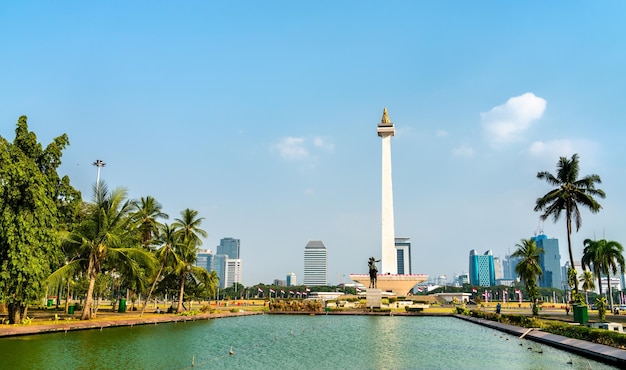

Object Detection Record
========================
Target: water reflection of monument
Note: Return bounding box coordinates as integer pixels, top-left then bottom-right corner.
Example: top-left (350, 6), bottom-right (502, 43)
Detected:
top-left (350, 108), bottom-right (428, 295)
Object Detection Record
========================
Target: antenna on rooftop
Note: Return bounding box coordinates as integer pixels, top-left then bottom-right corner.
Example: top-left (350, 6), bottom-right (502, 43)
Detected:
top-left (534, 220), bottom-right (544, 236)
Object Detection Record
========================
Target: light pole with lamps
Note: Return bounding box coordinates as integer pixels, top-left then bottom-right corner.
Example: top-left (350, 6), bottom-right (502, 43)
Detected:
top-left (92, 159), bottom-right (106, 195)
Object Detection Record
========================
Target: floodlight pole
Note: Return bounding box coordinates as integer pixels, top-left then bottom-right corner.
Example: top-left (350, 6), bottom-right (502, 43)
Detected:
top-left (92, 159), bottom-right (106, 195)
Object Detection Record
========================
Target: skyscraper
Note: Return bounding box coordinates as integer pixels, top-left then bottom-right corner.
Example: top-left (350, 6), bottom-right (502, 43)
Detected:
top-left (395, 237), bottom-right (412, 275)
top-left (303, 240), bottom-right (328, 286)
top-left (469, 249), bottom-right (495, 287)
top-left (493, 257), bottom-right (503, 280)
top-left (196, 249), bottom-right (213, 272)
top-left (532, 234), bottom-right (562, 289)
top-left (217, 237), bottom-right (240, 259)
top-left (503, 254), bottom-right (522, 280)
top-left (286, 272), bottom-right (297, 286)
top-left (214, 254), bottom-right (243, 289)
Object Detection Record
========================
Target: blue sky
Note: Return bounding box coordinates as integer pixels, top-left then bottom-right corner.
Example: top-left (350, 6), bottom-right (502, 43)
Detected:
top-left (2, 2), bottom-right (626, 286)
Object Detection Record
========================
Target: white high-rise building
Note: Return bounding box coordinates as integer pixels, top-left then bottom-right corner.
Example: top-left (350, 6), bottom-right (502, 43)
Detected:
top-left (303, 241), bottom-right (327, 286)
top-left (214, 255), bottom-right (242, 289)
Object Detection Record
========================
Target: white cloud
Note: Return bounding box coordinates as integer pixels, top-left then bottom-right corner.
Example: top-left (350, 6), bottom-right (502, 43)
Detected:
top-left (273, 136), bottom-right (334, 161)
top-left (274, 136), bottom-right (309, 160)
top-left (313, 136), bottom-right (335, 152)
top-left (528, 139), bottom-right (598, 164)
top-left (436, 130), bottom-right (449, 138)
top-left (481, 92), bottom-right (547, 146)
top-left (452, 145), bottom-right (474, 158)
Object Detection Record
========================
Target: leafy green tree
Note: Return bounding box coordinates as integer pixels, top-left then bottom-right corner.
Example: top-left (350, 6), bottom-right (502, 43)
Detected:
top-left (172, 209), bottom-right (210, 313)
top-left (0, 116), bottom-right (78, 324)
top-left (534, 154), bottom-right (605, 294)
top-left (50, 184), bottom-right (156, 319)
top-left (512, 238), bottom-right (544, 315)
top-left (582, 238), bottom-right (625, 310)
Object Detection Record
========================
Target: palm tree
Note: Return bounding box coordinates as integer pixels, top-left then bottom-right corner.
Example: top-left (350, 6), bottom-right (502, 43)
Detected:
top-left (581, 239), bottom-right (604, 296)
top-left (580, 270), bottom-right (595, 306)
top-left (582, 239), bottom-right (625, 310)
top-left (132, 196), bottom-right (169, 249)
top-left (172, 209), bottom-right (208, 313)
top-left (50, 184), bottom-right (156, 319)
top-left (140, 223), bottom-right (182, 316)
top-left (534, 153), bottom-right (605, 294)
top-left (512, 238), bottom-right (544, 315)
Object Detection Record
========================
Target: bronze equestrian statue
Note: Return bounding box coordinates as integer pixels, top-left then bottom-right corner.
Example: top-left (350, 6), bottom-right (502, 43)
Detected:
top-left (368, 257), bottom-right (380, 288)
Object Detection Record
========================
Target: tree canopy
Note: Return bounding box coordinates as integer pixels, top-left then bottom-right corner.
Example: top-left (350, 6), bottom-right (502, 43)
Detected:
top-left (0, 116), bottom-right (80, 324)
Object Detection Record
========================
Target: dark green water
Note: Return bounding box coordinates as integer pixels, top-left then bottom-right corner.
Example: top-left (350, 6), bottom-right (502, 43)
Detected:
top-left (0, 315), bottom-right (619, 369)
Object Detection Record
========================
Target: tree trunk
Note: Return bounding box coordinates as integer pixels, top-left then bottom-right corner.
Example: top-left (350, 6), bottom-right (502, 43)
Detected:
top-left (608, 272), bottom-right (614, 311)
top-left (177, 274), bottom-right (186, 313)
top-left (140, 263), bottom-right (165, 316)
top-left (64, 278), bottom-right (71, 314)
top-left (81, 256), bottom-right (97, 320)
top-left (56, 285), bottom-right (62, 310)
top-left (8, 302), bottom-right (20, 324)
top-left (566, 214), bottom-right (578, 294)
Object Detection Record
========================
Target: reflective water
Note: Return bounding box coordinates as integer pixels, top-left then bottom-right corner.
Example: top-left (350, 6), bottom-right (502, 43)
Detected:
top-left (0, 315), bottom-right (619, 369)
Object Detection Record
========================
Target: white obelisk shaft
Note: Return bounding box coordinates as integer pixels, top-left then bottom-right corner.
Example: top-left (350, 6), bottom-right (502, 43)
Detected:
top-left (378, 108), bottom-right (396, 275)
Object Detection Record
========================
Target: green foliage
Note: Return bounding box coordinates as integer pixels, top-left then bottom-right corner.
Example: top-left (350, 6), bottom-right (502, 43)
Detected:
top-left (511, 238), bottom-right (543, 315)
top-left (534, 154), bottom-right (605, 295)
top-left (595, 296), bottom-right (607, 322)
top-left (268, 299), bottom-right (323, 312)
top-left (567, 268), bottom-right (578, 291)
top-left (0, 116), bottom-right (80, 324)
top-left (199, 304), bottom-right (214, 313)
top-left (572, 292), bottom-right (586, 306)
top-left (454, 306), bottom-right (470, 315)
top-left (461, 309), bottom-right (626, 350)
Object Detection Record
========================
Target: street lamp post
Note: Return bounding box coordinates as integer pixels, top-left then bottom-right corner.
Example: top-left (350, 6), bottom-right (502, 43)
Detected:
top-left (92, 159), bottom-right (106, 195)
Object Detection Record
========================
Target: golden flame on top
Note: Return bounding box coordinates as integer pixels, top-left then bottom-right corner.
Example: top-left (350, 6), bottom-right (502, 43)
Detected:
top-left (381, 107), bottom-right (391, 124)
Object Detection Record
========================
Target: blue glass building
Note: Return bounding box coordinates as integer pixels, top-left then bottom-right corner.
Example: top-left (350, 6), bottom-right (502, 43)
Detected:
top-left (532, 234), bottom-right (562, 289)
top-left (469, 250), bottom-right (495, 287)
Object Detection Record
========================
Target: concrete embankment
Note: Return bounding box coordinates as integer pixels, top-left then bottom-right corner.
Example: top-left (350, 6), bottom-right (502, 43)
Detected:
top-left (455, 314), bottom-right (626, 366)
top-left (0, 311), bottom-right (262, 338)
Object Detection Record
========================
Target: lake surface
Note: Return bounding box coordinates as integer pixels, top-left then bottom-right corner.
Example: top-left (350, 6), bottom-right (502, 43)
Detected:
top-left (0, 314), bottom-right (619, 369)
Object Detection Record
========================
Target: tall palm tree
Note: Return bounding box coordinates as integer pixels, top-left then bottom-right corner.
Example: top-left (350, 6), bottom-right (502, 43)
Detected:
top-left (50, 184), bottom-right (156, 319)
top-left (534, 153), bottom-right (605, 294)
top-left (172, 209), bottom-right (208, 313)
top-left (132, 196), bottom-right (169, 249)
top-left (582, 239), bottom-right (625, 310)
top-left (140, 223), bottom-right (182, 316)
top-left (580, 270), bottom-right (595, 306)
top-left (512, 238), bottom-right (544, 315)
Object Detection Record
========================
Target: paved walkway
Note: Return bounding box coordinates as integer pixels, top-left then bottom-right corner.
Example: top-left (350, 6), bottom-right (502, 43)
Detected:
top-left (455, 314), bottom-right (626, 366)
top-left (0, 311), bottom-right (262, 338)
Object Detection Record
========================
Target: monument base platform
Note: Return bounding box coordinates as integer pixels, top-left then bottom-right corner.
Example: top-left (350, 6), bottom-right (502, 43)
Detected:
top-left (349, 274), bottom-right (428, 296)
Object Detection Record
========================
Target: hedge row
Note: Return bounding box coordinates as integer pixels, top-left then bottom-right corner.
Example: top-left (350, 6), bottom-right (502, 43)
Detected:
top-left (457, 308), bottom-right (626, 349)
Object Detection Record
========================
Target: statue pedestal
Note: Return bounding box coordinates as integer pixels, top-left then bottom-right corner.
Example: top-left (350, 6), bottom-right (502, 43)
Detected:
top-left (349, 274), bottom-right (429, 296)
top-left (366, 289), bottom-right (382, 309)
